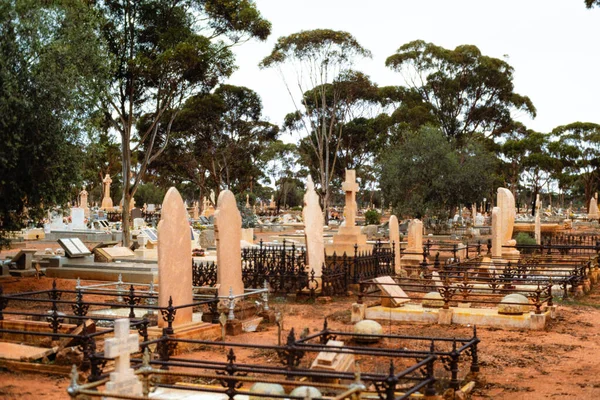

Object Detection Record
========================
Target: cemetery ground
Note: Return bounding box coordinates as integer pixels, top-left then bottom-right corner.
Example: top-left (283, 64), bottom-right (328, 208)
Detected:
top-left (0, 277), bottom-right (599, 399)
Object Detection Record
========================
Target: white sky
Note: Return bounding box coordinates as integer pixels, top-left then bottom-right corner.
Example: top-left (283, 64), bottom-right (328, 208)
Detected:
top-left (227, 0), bottom-right (600, 138)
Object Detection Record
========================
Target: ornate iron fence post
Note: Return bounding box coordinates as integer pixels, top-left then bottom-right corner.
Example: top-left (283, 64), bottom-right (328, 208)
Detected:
top-left (425, 341), bottom-right (437, 397)
top-left (71, 288), bottom-right (89, 319)
top-left (160, 296), bottom-right (176, 335)
top-left (469, 326), bottom-right (480, 374)
top-left (448, 339), bottom-right (460, 390)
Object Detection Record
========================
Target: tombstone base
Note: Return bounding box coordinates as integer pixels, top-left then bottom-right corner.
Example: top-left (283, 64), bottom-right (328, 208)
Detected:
top-left (351, 303), bottom-right (366, 322)
top-left (438, 308), bottom-right (453, 325)
top-left (259, 310), bottom-right (277, 323)
top-left (10, 269), bottom-right (37, 277)
top-left (147, 322), bottom-right (220, 354)
top-left (226, 319), bottom-right (243, 336)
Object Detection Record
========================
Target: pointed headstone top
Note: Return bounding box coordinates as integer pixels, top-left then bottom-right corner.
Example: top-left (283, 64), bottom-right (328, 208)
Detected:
top-left (215, 190), bottom-right (244, 297)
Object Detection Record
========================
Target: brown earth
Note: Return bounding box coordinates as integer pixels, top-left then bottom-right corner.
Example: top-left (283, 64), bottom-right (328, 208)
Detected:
top-left (1, 237), bottom-right (600, 399)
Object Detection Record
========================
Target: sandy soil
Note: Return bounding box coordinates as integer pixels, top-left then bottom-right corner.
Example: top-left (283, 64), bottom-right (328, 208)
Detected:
top-left (1, 275), bottom-right (600, 399)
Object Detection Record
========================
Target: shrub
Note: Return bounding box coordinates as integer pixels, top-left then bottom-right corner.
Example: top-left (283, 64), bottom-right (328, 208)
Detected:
top-left (364, 209), bottom-right (381, 225)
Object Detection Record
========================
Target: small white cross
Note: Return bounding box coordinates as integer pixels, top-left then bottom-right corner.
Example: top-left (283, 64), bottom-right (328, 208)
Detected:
top-left (104, 319), bottom-right (139, 374)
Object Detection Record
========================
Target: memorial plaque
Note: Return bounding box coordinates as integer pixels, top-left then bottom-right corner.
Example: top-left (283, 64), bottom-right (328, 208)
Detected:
top-left (58, 238), bottom-right (92, 258)
top-left (142, 228), bottom-right (158, 244)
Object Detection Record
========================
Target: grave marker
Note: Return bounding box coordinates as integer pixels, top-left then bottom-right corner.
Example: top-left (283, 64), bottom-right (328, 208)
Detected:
top-left (158, 187), bottom-right (193, 327)
top-left (58, 238), bottom-right (91, 258)
top-left (214, 190), bottom-right (244, 297)
top-left (303, 176), bottom-right (324, 277)
top-left (104, 319), bottom-right (142, 398)
top-left (373, 276), bottom-right (410, 307)
top-left (388, 215), bottom-right (401, 273)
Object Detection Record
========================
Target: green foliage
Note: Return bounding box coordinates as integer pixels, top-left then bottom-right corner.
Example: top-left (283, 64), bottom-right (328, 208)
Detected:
top-left (238, 202), bottom-right (258, 229)
top-left (150, 84), bottom-right (278, 198)
top-left (0, 0), bottom-right (107, 247)
top-left (135, 184), bottom-right (167, 206)
top-left (515, 232), bottom-right (536, 246)
top-left (364, 209), bottom-right (381, 225)
top-left (585, 0), bottom-right (600, 8)
top-left (385, 40), bottom-right (535, 146)
top-left (380, 126), bottom-right (496, 218)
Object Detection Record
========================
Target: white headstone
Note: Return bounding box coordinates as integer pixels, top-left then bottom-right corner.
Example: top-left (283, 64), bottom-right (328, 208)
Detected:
top-left (70, 208), bottom-right (86, 230)
top-left (303, 176), bottom-right (324, 277)
top-left (215, 190), bottom-right (244, 297)
top-left (534, 194), bottom-right (542, 245)
top-left (104, 319), bottom-right (142, 397)
top-left (407, 219), bottom-right (423, 253)
top-left (158, 187), bottom-right (193, 327)
top-left (588, 193), bottom-right (599, 219)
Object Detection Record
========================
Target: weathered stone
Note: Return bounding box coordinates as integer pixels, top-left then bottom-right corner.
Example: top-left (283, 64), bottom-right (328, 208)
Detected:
top-left (158, 187), bottom-right (193, 327)
top-left (290, 386), bottom-right (322, 398)
top-left (249, 382), bottom-right (286, 400)
top-left (214, 190), bottom-right (244, 297)
top-left (353, 320), bottom-right (382, 343)
top-left (388, 215), bottom-right (401, 274)
top-left (303, 176), bottom-right (324, 277)
top-left (491, 207), bottom-right (502, 259)
top-left (497, 293), bottom-right (529, 315)
top-left (55, 346), bottom-right (83, 365)
top-left (422, 291), bottom-right (444, 308)
top-left (534, 194), bottom-right (542, 245)
top-left (401, 219), bottom-right (424, 263)
top-left (101, 174), bottom-right (114, 210)
top-left (373, 276), bottom-right (409, 307)
top-left (589, 193), bottom-right (599, 219)
top-left (103, 319), bottom-right (142, 398)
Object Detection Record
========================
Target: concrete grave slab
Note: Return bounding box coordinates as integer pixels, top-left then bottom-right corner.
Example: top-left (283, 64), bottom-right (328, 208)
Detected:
top-left (373, 276), bottom-right (410, 307)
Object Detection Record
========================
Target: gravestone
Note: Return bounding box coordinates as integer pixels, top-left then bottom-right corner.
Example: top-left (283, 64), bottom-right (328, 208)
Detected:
top-left (104, 319), bottom-right (142, 398)
top-left (58, 238), bottom-right (91, 258)
top-left (214, 190), bottom-right (244, 297)
top-left (94, 247), bottom-right (135, 263)
top-left (79, 188), bottom-right (89, 216)
top-left (401, 219), bottom-right (423, 265)
top-left (310, 340), bottom-right (354, 375)
top-left (373, 276), bottom-right (409, 307)
top-left (588, 193), bottom-right (599, 220)
top-left (497, 187), bottom-right (519, 258)
top-left (491, 207), bottom-right (503, 259)
top-left (388, 215), bottom-right (402, 274)
top-left (131, 208), bottom-right (142, 220)
top-left (70, 208), bottom-right (86, 230)
top-left (158, 187), bottom-right (193, 327)
top-left (101, 174), bottom-right (114, 210)
top-left (326, 170), bottom-right (369, 255)
top-left (9, 249), bottom-right (38, 277)
top-left (535, 194), bottom-right (542, 245)
top-left (303, 176), bottom-right (324, 278)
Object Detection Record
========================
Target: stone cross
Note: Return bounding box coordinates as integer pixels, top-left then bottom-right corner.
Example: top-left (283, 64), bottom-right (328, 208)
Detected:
top-left (388, 215), bottom-right (401, 274)
top-left (103, 174), bottom-right (112, 199)
top-left (342, 170), bottom-right (359, 227)
top-left (158, 187), bottom-right (193, 327)
top-left (215, 190), bottom-right (244, 297)
top-left (303, 176), bottom-right (324, 277)
top-left (79, 188), bottom-right (88, 210)
top-left (534, 194), bottom-right (542, 245)
top-left (104, 318), bottom-right (142, 397)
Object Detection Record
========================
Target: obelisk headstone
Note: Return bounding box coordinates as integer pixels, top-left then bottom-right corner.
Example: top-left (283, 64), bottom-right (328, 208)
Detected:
top-left (101, 174), bottom-right (114, 210)
top-left (158, 187), bottom-right (193, 327)
top-left (588, 192), bottom-right (599, 220)
top-left (534, 194), bottom-right (542, 245)
top-left (215, 190), bottom-right (244, 297)
top-left (497, 187), bottom-right (519, 258)
top-left (303, 176), bottom-right (324, 277)
top-left (388, 215), bottom-right (402, 274)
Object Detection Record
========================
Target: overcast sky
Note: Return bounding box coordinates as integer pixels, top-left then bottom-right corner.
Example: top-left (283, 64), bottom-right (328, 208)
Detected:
top-left (227, 0), bottom-right (600, 139)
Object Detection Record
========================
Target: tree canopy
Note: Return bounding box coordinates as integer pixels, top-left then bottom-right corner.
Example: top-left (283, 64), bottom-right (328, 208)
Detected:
top-left (385, 40), bottom-right (536, 146)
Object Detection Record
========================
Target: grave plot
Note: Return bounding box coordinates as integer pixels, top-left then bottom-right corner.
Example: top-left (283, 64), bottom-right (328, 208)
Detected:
top-left (0, 279), bottom-right (219, 377)
top-left (65, 317), bottom-right (481, 400)
top-left (356, 247), bottom-right (598, 330)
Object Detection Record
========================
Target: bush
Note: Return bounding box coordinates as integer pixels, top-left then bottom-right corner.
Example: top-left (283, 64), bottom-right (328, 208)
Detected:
top-left (515, 232), bottom-right (537, 254)
top-left (364, 209), bottom-right (381, 225)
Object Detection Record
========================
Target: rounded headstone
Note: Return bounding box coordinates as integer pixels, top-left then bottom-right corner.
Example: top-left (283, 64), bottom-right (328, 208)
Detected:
top-left (497, 293), bottom-right (529, 315)
top-left (249, 382), bottom-right (286, 400)
top-left (290, 386), bottom-right (322, 398)
top-left (422, 292), bottom-right (444, 308)
top-left (353, 319), bottom-right (383, 343)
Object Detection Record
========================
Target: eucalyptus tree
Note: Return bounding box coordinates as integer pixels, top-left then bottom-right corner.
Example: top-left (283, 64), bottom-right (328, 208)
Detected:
top-left (550, 122), bottom-right (600, 210)
top-left (260, 29), bottom-right (372, 223)
top-left (145, 84), bottom-right (278, 203)
top-left (385, 41), bottom-right (536, 147)
top-left (96, 0), bottom-right (271, 244)
top-left (0, 0), bottom-right (107, 247)
top-left (585, 0), bottom-right (599, 7)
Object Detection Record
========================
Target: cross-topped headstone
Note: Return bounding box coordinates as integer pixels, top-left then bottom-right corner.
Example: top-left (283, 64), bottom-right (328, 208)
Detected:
top-left (104, 319), bottom-right (142, 397)
top-left (342, 170), bottom-right (359, 227)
